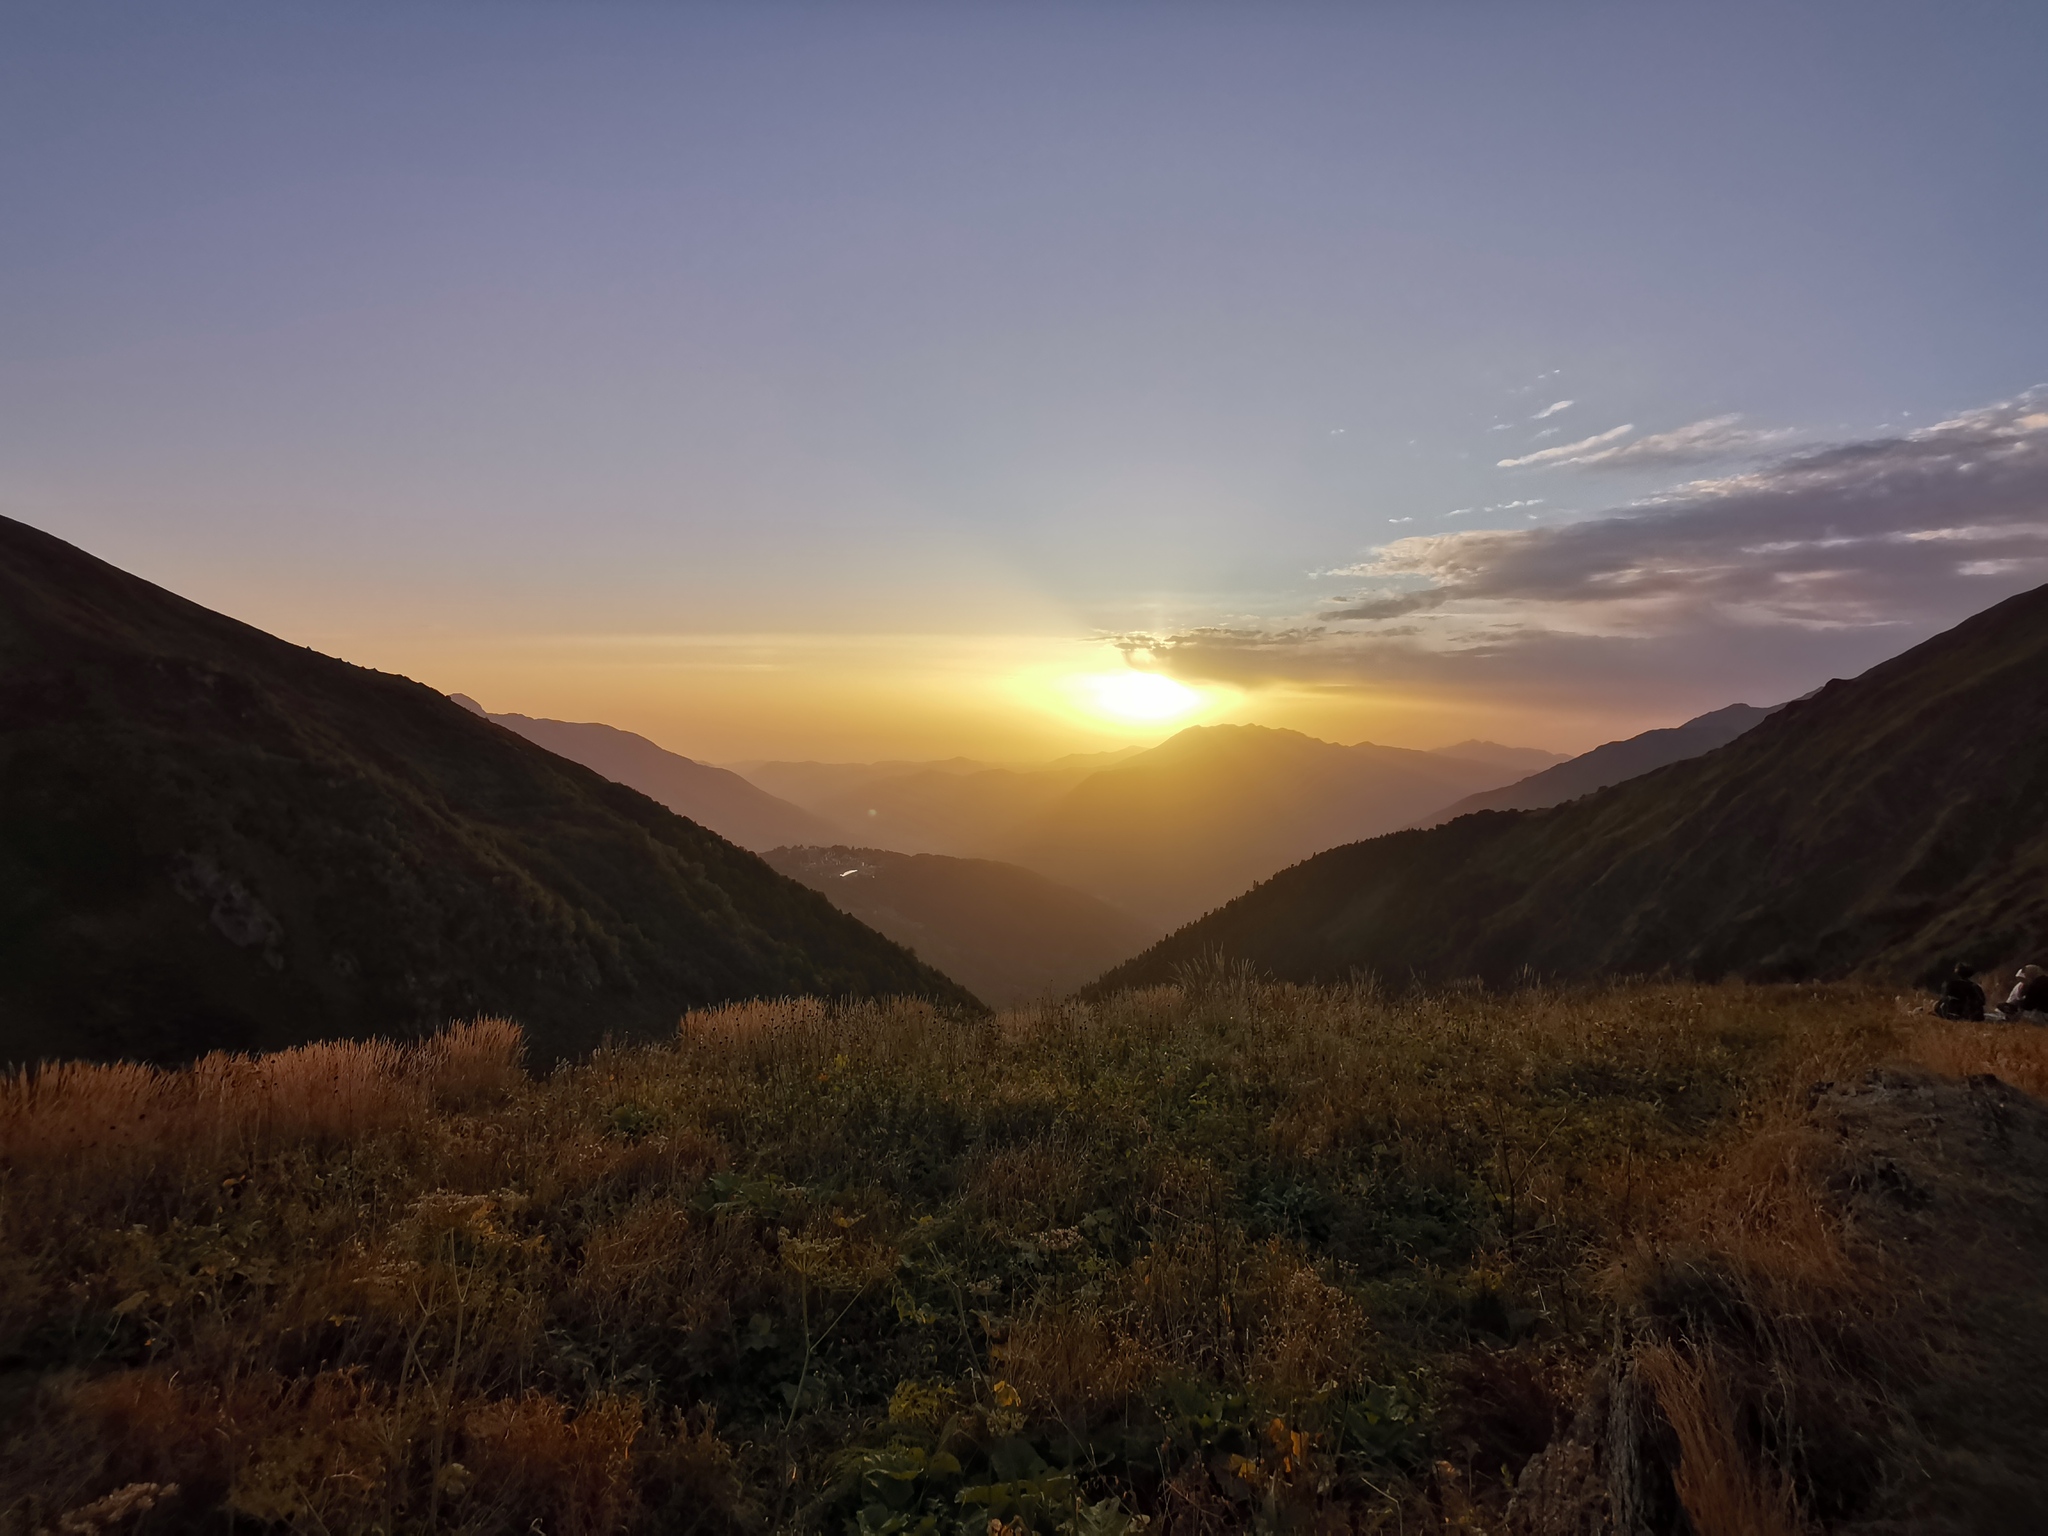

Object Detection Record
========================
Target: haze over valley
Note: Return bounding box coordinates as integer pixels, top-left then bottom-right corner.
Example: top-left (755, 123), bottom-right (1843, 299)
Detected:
top-left (5, 4), bottom-right (2047, 1530)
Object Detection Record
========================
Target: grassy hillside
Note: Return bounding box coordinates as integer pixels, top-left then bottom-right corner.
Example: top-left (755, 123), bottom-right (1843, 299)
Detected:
top-left (5, 983), bottom-right (2042, 1533)
top-left (1097, 583), bottom-right (2048, 991)
top-left (762, 846), bottom-right (1159, 1006)
top-left (0, 517), bottom-right (977, 1065)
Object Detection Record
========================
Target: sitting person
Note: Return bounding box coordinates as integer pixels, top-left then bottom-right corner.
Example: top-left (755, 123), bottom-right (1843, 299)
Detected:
top-left (2001, 963), bottom-right (2048, 1021)
top-left (1935, 962), bottom-right (1986, 1021)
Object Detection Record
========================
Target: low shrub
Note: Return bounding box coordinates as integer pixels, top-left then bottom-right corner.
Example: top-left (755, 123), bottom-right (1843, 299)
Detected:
top-left (0, 983), bottom-right (2004, 1532)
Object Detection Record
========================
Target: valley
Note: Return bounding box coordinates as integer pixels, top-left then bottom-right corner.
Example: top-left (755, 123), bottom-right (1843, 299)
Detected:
top-left (9, 12), bottom-right (2041, 1531)
top-left (5, 527), bottom-right (2046, 1536)
top-left (760, 845), bottom-right (1159, 1007)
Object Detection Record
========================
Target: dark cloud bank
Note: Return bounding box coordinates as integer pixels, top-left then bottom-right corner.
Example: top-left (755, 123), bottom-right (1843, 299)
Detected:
top-left (1113, 393), bottom-right (2048, 714)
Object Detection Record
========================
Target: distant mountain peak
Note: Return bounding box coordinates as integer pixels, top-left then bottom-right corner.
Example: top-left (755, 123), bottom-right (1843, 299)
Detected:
top-left (1175, 722), bottom-right (1315, 740)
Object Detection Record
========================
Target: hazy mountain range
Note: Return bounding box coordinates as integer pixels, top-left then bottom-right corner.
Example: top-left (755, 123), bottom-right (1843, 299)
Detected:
top-left (14, 507), bottom-right (2003, 1075)
top-left (1427, 739), bottom-right (1572, 776)
top-left (735, 733), bottom-right (1573, 927)
top-left (761, 845), bottom-right (1158, 1006)
top-left (1001, 726), bottom-right (1529, 927)
top-left (457, 703), bottom-right (839, 850)
top-left (432, 716), bottom-right (1162, 1000)
top-left (737, 751), bottom-right (1141, 854)
top-left (0, 517), bottom-right (975, 1065)
top-left (478, 699), bottom-right (1770, 937)
top-left (16, 507), bottom-right (2007, 1081)
top-left (440, 653), bottom-right (1806, 976)
top-left (1097, 581), bottom-right (2048, 991)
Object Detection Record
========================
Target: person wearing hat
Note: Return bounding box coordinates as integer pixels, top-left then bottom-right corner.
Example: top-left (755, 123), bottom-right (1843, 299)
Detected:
top-left (2001, 964), bottom-right (2048, 1021)
top-left (1935, 962), bottom-right (1987, 1020)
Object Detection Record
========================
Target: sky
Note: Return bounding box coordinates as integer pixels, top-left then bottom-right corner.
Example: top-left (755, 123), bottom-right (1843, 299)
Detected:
top-left (5, 1), bottom-right (2045, 762)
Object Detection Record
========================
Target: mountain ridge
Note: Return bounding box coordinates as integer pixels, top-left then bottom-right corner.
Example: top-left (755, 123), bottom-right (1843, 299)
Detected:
top-left (1003, 723), bottom-right (1525, 926)
top-left (1414, 702), bottom-right (1781, 825)
top-left (460, 704), bottom-right (843, 851)
top-left (0, 516), bottom-right (978, 1065)
top-left (1091, 582), bottom-right (2048, 991)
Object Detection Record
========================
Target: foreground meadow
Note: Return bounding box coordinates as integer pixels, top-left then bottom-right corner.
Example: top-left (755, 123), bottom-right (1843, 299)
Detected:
top-left (5, 972), bottom-right (2045, 1534)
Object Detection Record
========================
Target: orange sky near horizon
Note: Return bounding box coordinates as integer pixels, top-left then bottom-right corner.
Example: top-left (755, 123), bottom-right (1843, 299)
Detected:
top-left (9, 7), bottom-right (2044, 775)
top-left (296, 624), bottom-right (1651, 766)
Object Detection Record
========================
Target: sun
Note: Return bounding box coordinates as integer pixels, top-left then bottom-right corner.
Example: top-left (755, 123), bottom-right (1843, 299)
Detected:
top-left (1079, 670), bottom-right (1204, 723)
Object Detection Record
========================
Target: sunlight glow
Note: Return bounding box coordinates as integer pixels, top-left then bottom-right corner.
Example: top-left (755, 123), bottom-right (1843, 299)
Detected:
top-left (1078, 670), bottom-right (1204, 723)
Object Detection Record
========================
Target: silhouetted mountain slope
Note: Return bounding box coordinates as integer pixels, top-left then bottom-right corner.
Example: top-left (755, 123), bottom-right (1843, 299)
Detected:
top-left (459, 704), bottom-right (842, 851)
top-left (1004, 725), bottom-right (1520, 927)
top-left (0, 517), bottom-right (977, 1065)
top-left (1092, 585), bottom-right (2048, 992)
top-left (761, 845), bottom-right (1159, 1006)
top-left (1416, 703), bottom-right (1780, 825)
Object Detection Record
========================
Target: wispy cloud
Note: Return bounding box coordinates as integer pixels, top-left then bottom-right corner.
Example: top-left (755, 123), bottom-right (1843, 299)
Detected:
top-left (1496, 423), bottom-right (1633, 468)
top-left (1109, 625), bottom-right (1327, 664)
top-left (1448, 498), bottom-right (1545, 518)
top-left (1361, 396), bottom-right (2048, 624)
top-left (1498, 414), bottom-right (1795, 470)
top-left (1530, 399), bottom-right (1574, 420)
top-left (1114, 393), bottom-right (2048, 713)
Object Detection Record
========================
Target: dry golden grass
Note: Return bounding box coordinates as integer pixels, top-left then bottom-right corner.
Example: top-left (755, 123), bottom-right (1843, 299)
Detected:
top-left (1900, 1013), bottom-right (2048, 1094)
top-left (1633, 1343), bottom-right (1806, 1536)
top-left (0, 984), bottom-right (2034, 1534)
top-left (0, 1017), bottom-right (524, 1171)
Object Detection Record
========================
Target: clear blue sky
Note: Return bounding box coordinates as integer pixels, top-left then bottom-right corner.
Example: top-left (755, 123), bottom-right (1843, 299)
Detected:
top-left (5, 1), bottom-right (2044, 757)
